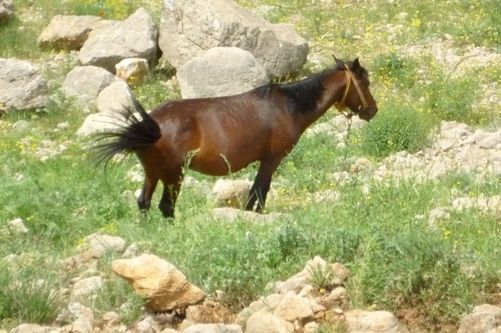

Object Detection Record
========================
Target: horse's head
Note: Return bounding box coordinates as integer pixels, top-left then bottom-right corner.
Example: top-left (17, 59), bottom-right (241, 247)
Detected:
top-left (334, 57), bottom-right (378, 121)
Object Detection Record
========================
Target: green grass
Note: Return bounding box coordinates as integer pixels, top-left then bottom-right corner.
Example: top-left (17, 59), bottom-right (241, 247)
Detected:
top-left (1, 0), bottom-right (500, 331)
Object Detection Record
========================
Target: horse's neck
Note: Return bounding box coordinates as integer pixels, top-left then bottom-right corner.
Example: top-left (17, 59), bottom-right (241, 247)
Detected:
top-left (298, 71), bottom-right (346, 130)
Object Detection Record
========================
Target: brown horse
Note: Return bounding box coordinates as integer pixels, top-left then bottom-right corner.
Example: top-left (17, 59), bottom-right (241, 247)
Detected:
top-left (94, 58), bottom-right (378, 218)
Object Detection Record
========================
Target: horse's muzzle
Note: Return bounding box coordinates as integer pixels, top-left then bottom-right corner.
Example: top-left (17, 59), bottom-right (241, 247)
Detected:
top-left (358, 105), bottom-right (378, 121)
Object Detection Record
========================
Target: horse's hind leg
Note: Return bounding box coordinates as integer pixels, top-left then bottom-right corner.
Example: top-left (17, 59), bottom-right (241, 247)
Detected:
top-left (137, 174), bottom-right (158, 214)
top-left (245, 159), bottom-right (281, 213)
top-left (158, 169), bottom-right (184, 218)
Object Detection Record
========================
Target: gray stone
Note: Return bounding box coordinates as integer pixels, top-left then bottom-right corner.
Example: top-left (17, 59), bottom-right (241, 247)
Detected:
top-left (9, 324), bottom-right (50, 333)
top-left (273, 291), bottom-right (314, 322)
top-left (0, 0), bottom-right (14, 22)
top-left (70, 276), bottom-right (104, 301)
top-left (79, 8), bottom-right (158, 72)
top-left (177, 47), bottom-right (269, 98)
top-left (212, 179), bottom-right (252, 208)
top-left (7, 217), bottom-right (28, 234)
top-left (246, 310), bottom-right (293, 333)
top-left (38, 15), bottom-right (103, 50)
top-left (182, 324), bottom-right (242, 333)
top-left (159, 0), bottom-right (308, 77)
top-left (61, 65), bottom-right (118, 109)
top-left (0, 58), bottom-right (48, 111)
top-left (345, 310), bottom-right (409, 333)
top-left (79, 233), bottom-right (127, 260)
top-left (96, 80), bottom-right (136, 115)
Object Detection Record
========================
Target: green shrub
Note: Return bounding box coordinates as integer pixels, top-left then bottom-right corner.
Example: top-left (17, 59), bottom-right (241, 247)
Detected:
top-left (0, 264), bottom-right (62, 325)
top-left (373, 53), bottom-right (417, 88)
top-left (360, 104), bottom-right (433, 158)
top-left (424, 77), bottom-right (487, 124)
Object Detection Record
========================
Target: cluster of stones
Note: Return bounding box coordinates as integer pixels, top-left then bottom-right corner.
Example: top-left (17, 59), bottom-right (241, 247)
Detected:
top-left (1, 232), bottom-right (411, 333)
top-left (1, 0), bottom-right (309, 118)
top-left (3, 220), bottom-right (501, 333)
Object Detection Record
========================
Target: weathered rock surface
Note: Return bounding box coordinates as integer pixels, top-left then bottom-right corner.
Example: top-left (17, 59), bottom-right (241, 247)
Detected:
top-left (70, 276), bottom-right (104, 301)
top-left (8, 324), bottom-right (51, 333)
top-left (0, 58), bottom-right (48, 111)
top-left (112, 254), bottom-right (205, 311)
top-left (245, 310), bottom-right (294, 333)
top-left (374, 121), bottom-right (501, 181)
top-left (7, 217), bottom-right (28, 234)
top-left (345, 310), bottom-right (410, 333)
top-left (159, 0), bottom-right (308, 77)
top-left (458, 304), bottom-right (501, 333)
top-left (79, 8), bottom-right (158, 72)
top-left (61, 65), bottom-right (118, 109)
top-left (0, 0), bottom-right (14, 22)
top-left (77, 80), bottom-right (136, 136)
top-left (182, 324), bottom-right (242, 333)
top-left (212, 179), bottom-right (252, 208)
top-left (115, 58), bottom-right (149, 86)
top-left (38, 15), bottom-right (103, 50)
top-left (177, 47), bottom-right (269, 98)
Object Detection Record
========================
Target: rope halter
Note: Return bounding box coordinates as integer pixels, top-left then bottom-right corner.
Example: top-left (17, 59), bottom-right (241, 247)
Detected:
top-left (334, 64), bottom-right (369, 118)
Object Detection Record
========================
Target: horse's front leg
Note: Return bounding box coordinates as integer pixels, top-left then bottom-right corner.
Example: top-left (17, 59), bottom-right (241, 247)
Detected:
top-left (137, 175), bottom-right (158, 214)
top-left (246, 159), bottom-right (281, 213)
top-left (158, 171), bottom-right (183, 218)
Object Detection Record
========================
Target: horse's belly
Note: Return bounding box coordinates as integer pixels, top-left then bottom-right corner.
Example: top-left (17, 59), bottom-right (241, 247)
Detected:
top-left (189, 151), bottom-right (257, 176)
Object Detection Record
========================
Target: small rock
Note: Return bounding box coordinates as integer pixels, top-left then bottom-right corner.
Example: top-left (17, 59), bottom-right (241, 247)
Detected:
top-left (0, 58), bottom-right (48, 111)
top-left (70, 276), bottom-right (104, 301)
top-left (78, 233), bottom-right (127, 261)
top-left (8, 324), bottom-right (50, 333)
top-left (102, 311), bottom-right (121, 326)
top-left (345, 310), bottom-right (409, 333)
top-left (112, 254), bottom-right (205, 312)
top-left (273, 291), bottom-right (314, 322)
top-left (136, 315), bottom-right (160, 333)
top-left (7, 217), bottom-right (28, 234)
top-left (0, 0), bottom-right (14, 22)
top-left (303, 322), bottom-right (320, 333)
top-left (182, 324), bottom-right (242, 333)
top-left (246, 310), bottom-right (294, 333)
top-left (115, 58), bottom-right (149, 86)
top-left (212, 179), bottom-right (252, 208)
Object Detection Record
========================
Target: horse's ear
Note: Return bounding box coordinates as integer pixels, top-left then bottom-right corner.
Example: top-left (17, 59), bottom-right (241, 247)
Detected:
top-left (332, 54), bottom-right (343, 66)
top-left (352, 58), bottom-right (361, 70)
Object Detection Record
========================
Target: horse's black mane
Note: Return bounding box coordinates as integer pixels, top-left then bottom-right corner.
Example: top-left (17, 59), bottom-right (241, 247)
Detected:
top-left (255, 60), bottom-right (368, 114)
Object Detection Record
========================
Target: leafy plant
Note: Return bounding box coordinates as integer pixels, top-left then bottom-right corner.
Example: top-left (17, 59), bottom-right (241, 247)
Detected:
top-left (360, 103), bottom-right (434, 158)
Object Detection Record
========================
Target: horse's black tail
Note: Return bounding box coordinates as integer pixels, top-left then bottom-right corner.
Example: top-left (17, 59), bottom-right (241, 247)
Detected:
top-left (92, 98), bottom-right (161, 167)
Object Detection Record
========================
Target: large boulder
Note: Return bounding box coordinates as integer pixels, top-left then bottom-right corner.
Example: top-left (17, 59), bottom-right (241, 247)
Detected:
top-left (79, 8), bottom-right (158, 72)
top-left (159, 0), bottom-right (308, 77)
top-left (177, 47), bottom-right (269, 98)
top-left (0, 0), bottom-right (14, 22)
top-left (0, 58), bottom-right (48, 111)
top-left (38, 15), bottom-right (103, 50)
top-left (112, 254), bottom-right (205, 312)
top-left (61, 65), bottom-right (118, 110)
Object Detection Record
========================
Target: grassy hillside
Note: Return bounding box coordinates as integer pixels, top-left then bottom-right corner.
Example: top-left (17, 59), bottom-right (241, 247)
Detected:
top-left (0, 0), bottom-right (499, 332)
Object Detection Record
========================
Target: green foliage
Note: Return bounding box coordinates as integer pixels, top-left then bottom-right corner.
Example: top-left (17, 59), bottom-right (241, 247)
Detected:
top-left (360, 104), bottom-right (433, 158)
top-left (307, 263), bottom-right (333, 291)
top-left (425, 76), bottom-right (488, 125)
top-left (373, 53), bottom-right (417, 88)
top-left (0, 263), bottom-right (63, 325)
